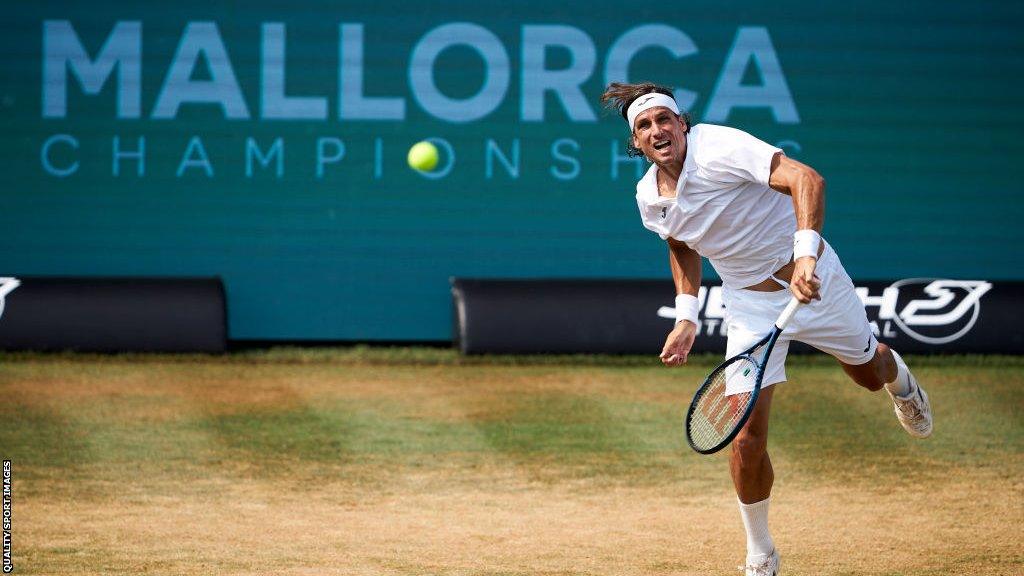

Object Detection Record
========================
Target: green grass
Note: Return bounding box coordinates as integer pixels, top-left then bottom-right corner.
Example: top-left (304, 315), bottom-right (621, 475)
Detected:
top-left (1, 348), bottom-right (1021, 575)
top-left (2, 350), bottom-right (1022, 479)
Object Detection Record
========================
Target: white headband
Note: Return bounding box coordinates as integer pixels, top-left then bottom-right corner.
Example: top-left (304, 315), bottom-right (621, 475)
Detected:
top-left (626, 93), bottom-right (680, 130)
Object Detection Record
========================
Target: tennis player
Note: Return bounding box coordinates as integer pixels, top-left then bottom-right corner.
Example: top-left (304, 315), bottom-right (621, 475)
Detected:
top-left (600, 82), bottom-right (933, 576)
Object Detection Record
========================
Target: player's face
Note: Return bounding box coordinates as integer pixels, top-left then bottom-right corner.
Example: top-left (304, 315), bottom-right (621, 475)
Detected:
top-left (631, 107), bottom-right (687, 165)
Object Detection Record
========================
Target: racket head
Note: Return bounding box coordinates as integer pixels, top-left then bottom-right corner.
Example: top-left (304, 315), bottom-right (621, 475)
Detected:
top-left (685, 353), bottom-right (764, 454)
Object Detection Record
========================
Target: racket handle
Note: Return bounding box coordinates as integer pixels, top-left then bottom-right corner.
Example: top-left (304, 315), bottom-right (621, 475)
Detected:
top-left (775, 297), bottom-right (803, 330)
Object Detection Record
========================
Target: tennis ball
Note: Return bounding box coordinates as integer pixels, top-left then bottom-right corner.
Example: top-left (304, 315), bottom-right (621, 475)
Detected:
top-left (407, 141), bottom-right (439, 172)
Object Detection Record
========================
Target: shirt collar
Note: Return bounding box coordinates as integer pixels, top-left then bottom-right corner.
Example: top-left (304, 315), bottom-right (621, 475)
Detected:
top-left (682, 142), bottom-right (697, 175)
top-left (636, 150), bottom-right (696, 207)
top-left (674, 147), bottom-right (698, 195)
top-left (636, 164), bottom-right (668, 206)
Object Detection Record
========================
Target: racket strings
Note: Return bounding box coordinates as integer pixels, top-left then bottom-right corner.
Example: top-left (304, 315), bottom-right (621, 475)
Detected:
top-left (688, 358), bottom-right (759, 451)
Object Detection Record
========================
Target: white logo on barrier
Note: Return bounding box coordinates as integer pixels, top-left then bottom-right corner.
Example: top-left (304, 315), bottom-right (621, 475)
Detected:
top-left (658, 279), bottom-right (993, 344)
top-left (0, 277), bottom-right (20, 321)
top-left (883, 279), bottom-right (992, 345)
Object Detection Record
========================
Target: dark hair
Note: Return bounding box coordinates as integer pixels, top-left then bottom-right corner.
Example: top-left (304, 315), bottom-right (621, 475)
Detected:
top-left (600, 81), bottom-right (692, 158)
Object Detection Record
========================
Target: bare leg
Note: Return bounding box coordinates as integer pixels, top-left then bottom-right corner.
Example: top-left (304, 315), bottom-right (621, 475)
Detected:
top-left (730, 384), bottom-right (776, 503)
top-left (842, 343), bottom-right (933, 437)
top-left (839, 342), bottom-right (897, 392)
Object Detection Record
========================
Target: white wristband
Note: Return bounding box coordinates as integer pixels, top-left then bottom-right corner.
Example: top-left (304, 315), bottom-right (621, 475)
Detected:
top-left (674, 293), bottom-right (699, 326)
top-left (793, 229), bottom-right (821, 260)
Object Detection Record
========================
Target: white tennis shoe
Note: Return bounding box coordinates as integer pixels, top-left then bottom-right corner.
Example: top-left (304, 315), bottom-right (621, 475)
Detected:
top-left (889, 371), bottom-right (932, 438)
top-left (740, 549), bottom-right (779, 576)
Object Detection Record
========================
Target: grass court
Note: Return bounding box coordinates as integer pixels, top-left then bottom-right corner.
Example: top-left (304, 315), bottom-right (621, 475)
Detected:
top-left (1, 349), bottom-right (1021, 575)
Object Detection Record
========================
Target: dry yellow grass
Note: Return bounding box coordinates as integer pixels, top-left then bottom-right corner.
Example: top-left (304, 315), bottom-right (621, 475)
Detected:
top-left (2, 351), bottom-right (1022, 575)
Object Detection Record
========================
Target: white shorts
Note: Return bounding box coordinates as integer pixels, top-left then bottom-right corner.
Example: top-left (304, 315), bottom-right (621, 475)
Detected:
top-left (721, 242), bottom-right (877, 394)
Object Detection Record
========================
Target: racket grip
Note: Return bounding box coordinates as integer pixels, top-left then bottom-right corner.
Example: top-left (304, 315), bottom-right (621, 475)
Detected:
top-left (775, 297), bottom-right (803, 330)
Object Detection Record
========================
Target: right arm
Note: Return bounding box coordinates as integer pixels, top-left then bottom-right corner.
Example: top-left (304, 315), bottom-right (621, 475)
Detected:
top-left (660, 237), bottom-right (702, 366)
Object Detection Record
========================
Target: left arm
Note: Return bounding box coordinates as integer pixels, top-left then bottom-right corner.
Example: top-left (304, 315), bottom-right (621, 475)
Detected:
top-left (768, 153), bottom-right (825, 303)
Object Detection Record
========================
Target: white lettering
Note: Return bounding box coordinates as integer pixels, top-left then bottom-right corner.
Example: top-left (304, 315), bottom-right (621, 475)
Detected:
top-left (316, 137), bottom-right (345, 178)
top-left (704, 286), bottom-right (727, 319)
top-left (550, 138), bottom-right (580, 180)
top-left (339, 24), bottom-right (405, 120)
top-left (605, 24), bottom-right (699, 112)
top-left (883, 321), bottom-right (898, 338)
top-left (113, 136), bottom-right (145, 176)
top-left (0, 279), bottom-right (20, 322)
top-left (373, 137), bottom-right (383, 179)
top-left (703, 318), bottom-right (722, 336)
top-left (176, 136), bottom-right (214, 176)
top-left (705, 26), bottom-right (799, 124)
top-left (41, 134), bottom-right (79, 177)
top-left (410, 23), bottom-right (509, 123)
top-left (43, 20), bottom-right (141, 118)
top-left (41, 21), bottom-right (803, 131)
top-left (485, 139), bottom-right (520, 179)
top-left (261, 24), bottom-right (327, 120)
top-left (856, 286), bottom-right (899, 320)
top-left (246, 137), bottom-right (283, 177)
top-left (153, 22), bottom-right (250, 119)
top-left (520, 25), bottom-right (596, 122)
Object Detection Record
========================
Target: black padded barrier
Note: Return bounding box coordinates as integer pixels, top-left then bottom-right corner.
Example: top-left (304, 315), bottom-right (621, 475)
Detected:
top-left (451, 278), bottom-right (1022, 355)
top-left (0, 277), bottom-right (226, 353)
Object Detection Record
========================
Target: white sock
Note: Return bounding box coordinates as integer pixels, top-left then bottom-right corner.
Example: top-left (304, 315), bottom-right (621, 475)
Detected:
top-left (738, 497), bottom-right (775, 559)
top-left (884, 349), bottom-right (912, 397)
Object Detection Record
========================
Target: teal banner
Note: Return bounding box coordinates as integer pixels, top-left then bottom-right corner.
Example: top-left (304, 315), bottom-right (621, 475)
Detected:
top-left (2, 2), bottom-right (1021, 340)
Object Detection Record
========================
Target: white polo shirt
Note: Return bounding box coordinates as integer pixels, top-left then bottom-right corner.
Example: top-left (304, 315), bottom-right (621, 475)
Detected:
top-left (635, 123), bottom-right (795, 289)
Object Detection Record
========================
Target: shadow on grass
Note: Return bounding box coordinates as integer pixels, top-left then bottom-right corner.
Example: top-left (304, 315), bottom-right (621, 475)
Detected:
top-left (770, 365), bottom-right (1024, 485)
top-left (0, 404), bottom-right (92, 469)
top-left (465, 391), bottom-right (703, 485)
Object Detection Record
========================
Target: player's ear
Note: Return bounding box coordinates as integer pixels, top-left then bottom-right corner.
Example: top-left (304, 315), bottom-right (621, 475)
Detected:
top-left (676, 113), bottom-right (689, 133)
top-left (631, 130), bottom-right (639, 150)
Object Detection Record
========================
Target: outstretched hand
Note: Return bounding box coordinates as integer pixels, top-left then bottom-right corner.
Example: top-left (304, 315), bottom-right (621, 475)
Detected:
top-left (790, 256), bottom-right (821, 303)
top-left (660, 320), bottom-right (697, 366)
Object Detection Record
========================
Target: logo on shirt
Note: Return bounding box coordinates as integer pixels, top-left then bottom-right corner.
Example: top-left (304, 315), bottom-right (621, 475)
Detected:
top-left (660, 207), bottom-right (667, 220)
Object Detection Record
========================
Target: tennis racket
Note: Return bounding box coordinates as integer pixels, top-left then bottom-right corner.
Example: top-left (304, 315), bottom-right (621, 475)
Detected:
top-left (685, 297), bottom-right (802, 454)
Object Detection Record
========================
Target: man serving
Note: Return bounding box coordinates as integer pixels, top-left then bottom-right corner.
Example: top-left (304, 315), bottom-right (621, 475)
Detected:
top-left (600, 82), bottom-right (933, 576)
